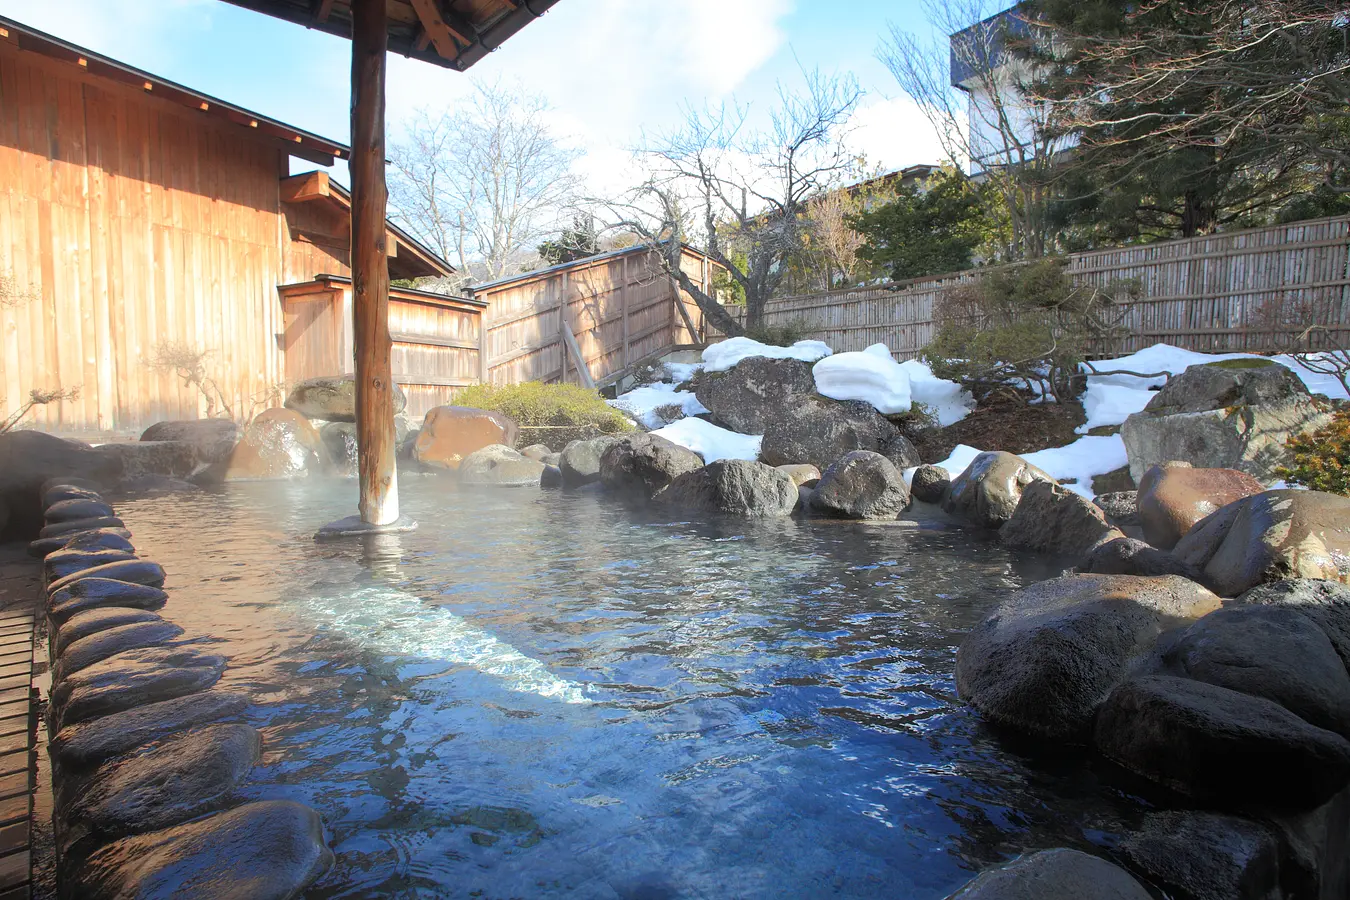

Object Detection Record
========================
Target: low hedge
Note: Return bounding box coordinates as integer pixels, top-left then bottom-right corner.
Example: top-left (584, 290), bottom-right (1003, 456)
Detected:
top-left (454, 381), bottom-right (635, 434)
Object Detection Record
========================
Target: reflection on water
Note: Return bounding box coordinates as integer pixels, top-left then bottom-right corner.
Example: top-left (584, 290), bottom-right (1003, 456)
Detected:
top-left (117, 478), bottom-right (1149, 899)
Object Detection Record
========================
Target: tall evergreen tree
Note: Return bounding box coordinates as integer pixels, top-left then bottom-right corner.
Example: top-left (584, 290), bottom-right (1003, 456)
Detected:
top-left (1024, 0), bottom-right (1349, 240)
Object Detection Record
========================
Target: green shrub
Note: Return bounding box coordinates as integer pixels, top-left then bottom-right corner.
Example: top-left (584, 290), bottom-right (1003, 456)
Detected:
top-left (1276, 407), bottom-right (1350, 495)
top-left (744, 320), bottom-right (811, 347)
top-left (454, 381), bottom-right (636, 433)
top-left (920, 258), bottom-right (1134, 404)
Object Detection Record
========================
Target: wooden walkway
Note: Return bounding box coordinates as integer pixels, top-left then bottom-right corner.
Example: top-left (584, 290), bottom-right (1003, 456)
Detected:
top-left (0, 545), bottom-right (39, 900)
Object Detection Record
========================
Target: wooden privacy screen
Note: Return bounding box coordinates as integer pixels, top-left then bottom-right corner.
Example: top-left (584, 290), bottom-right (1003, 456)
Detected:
top-left (475, 245), bottom-right (712, 387)
top-left (280, 278), bottom-right (483, 422)
top-left (749, 215), bottom-right (1350, 359)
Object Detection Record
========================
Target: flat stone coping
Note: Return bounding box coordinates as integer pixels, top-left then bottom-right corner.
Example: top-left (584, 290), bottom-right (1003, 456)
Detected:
top-left (314, 515), bottom-right (418, 541)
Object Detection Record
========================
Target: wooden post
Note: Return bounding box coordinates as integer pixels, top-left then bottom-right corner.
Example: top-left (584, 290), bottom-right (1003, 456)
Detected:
top-left (351, 0), bottom-right (398, 526)
top-left (620, 254), bottom-right (630, 368)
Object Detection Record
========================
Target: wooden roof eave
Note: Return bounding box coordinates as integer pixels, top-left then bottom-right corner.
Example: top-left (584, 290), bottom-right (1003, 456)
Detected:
top-left (217, 0), bottom-right (561, 71)
top-left (0, 16), bottom-right (347, 166)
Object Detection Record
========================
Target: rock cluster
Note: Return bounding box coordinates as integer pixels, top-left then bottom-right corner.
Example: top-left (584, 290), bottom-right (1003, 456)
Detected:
top-left (28, 483), bottom-right (333, 898)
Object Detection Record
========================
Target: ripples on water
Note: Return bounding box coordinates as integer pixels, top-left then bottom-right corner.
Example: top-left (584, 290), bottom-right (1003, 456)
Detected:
top-left (117, 479), bottom-right (1149, 899)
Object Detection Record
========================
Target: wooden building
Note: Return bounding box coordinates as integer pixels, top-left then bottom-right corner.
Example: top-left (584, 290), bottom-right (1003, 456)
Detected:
top-left (0, 16), bottom-right (463, 433)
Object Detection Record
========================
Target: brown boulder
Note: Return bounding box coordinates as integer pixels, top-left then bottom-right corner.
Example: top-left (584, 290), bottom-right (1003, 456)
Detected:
top-left (943, 451), bottom-right (1057, 529)
top-left (221, 409), bottom-right (328, 481)
top-left (140, 419), bottom-right (240, 464)
top-left (413, 406), bottom-right (519, 471)
top-left (998, 481), bottom-right (1123, 558)
top-left (1137, 462), bottom-right (1264, 550)
top-left (1174, 490), bottom-right (1350, 596)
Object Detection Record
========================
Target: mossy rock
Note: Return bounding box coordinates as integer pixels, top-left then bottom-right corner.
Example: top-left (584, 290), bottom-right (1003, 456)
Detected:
top-left (1203, 358), bottom-right (1277, 370)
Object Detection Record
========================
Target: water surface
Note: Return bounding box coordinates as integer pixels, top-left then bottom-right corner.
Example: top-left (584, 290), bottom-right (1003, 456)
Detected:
top-left (116, 479), bottom-right (1147, 899)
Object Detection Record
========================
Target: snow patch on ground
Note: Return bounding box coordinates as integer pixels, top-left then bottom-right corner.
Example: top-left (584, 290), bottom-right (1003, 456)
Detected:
top-left (1077, 343), bottom-right (1350, 434)
top-left (899, 360), bottom-right (975, 427)
top-left (928, 435), bottom-right (1128, 500)
top-left (664, 362), bottom-right (702, 384)
top-left (812, 343), bottom-right (912, 414)
top-left (701, 337), bottom-right (833, 373)
top-left (651, 417), bottom-right (762, 463)
top-left (608, 382), bottom-right (708, 429)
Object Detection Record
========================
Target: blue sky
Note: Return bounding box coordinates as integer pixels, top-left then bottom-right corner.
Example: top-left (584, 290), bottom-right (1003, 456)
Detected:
top-left (0, 0), bottom-right (953, 192)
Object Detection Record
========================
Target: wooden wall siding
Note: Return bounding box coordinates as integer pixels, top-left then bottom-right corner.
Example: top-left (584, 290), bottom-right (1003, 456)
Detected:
top-left (282, 199), bottom-right (351, 283)
top-left (0, 46), bottom-right (293, 431)
top-left (476, 247), bottom-right (713, 387)
top-left (748, 215), bottom-right (1350, 359)
top-left (281, 286), bottom-right (344, 386)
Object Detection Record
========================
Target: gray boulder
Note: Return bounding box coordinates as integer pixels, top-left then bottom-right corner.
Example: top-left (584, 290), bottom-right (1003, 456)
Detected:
top-left (1121, 362), bottom-right (1332, 483)
top-left (285, 374), bottom-right (406, 421)
top-left (68, 800), bottom-right (333, 900)
top-left (1093, 675), bottom-right (1350, 807)
top-left (94, 441), bottom-right (200, 483)
top-left (67, 724), bottom-right (262, 838)
top-left (879, 433), bottom-right (922, 469)
top-left (1164, 604), bottom-right (1350, 737)
top-left (49, 579), bottom-right (168, 625)
top-left (539, 465), bottom-right (563, 489)
top-left (0, 431), bottom-right (122, 538)
top-left (45, 549), bottom-right (138, 584)
top-left (1137, 462), bottom-right (1265, 550)
top-left (943, 451), bottom-right (1057, 529)
top-left (1116, 811), bottom-right (1281, 900)
top-left (46, 497), bottom-right (116, 523)
top-left (47, 559), bottom-right (166, 596)
top-left (1235, 579), bottom-right (1350, 672)
top-left (42, 484), bottom-right (104, 508)
top-left (998, 481), bottom-right (1123, 557)
top-left (55, 608), bottom-right (167, 656)
top-left (657, 460), bottom-right (798, 517)
top-left (519, 444), bottom-right (553, 462)
top-left (28, 528), bottom-right (134, 559)
top-left (140, 419), bottom-right (240, 465)
top-left (1094, 491), bottom-right (1140, 529)
top-left (1080, 537), bottom-right (1203, 580)
top-left (39, 516), bottom-right (125, 539)
top-left (600, 434), bottom-right (705, 501)
top-left (51, 691), bottom-right (249, 770)
top-left (1173, 490), bottom-right (1350, 596)
top-left (54, 620), bottom-right (187, 682)
top-left (458, 445), bottom-right (545, 487)
top-left (909, 464), bottom-right (950, 505)
top-left (759, 397), bottom-right (901, 469)
top-left (956, 574), bottom-right (1221, 742)
top-left (53, 647), bottom-right (226, 730)
top-left (810, 451), bottom-right (909, 520)
top-left (559, 436), bottom-right (621, 488)
top-left (945, 848), bottom-right (1151, 900)
top-left (694, 356), bottom-right (816, 434)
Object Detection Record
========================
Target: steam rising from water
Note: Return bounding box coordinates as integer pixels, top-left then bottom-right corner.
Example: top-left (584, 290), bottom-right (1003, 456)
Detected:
top-left (294, 582), bottom-right (591, 704)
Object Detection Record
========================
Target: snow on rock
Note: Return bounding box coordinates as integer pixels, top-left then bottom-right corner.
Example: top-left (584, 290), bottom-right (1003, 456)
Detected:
top-left (664, 362), bottom-right (702, 384)
top-left (1076, 342), bottom-right (1350, 434)
top-left (811, 343), bottom-right (912, 414)
top-left (652, 417), bottom-right (762, 463)
top-left (929, 436), bottom-right (1128, 500)
top-left (701, 337), bottom-right (833, 373)
top-left (898, 360), bottom-right (974, 427)
top-left (608, 383), bottom-right (708, 430)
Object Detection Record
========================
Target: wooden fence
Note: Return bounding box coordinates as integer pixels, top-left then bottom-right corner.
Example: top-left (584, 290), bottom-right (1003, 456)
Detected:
top-left (474, 244), bottom-right (714, 388)
top-left (750, 215), bottom-right (1350, 359)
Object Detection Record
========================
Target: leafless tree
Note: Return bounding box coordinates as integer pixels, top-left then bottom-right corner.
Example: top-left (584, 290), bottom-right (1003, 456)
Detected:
top-left (389, 80), bottom-right (581, 284)
top-left (878, 0), bottom-right (1063, 260)
top-left (1, 386), bottom-right (81, 434)
top-left (593, 68), bottom-right (863, 334)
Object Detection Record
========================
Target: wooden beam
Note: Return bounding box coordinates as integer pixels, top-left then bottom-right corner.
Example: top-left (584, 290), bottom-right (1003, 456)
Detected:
top-left (408, 0), bottom-right (462, 61)
top-left (559, 320), bottom-right (596, 390)
top-left (675, 290), bottom-right (699, 342)
top-left (314, 0), bottom-right (336, 23)
top-left (351, 0), bottom-right (399, 526)
top-left (279, 171), bottom-right (331, 203)
top-left (389, 331), bottom-right (479, 350)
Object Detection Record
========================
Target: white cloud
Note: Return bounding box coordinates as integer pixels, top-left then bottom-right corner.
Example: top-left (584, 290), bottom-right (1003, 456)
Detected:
top-left (847, 95), bottom-right (950, 172)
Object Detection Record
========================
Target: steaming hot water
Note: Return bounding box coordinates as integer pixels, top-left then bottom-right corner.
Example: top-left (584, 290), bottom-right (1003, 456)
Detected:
top-left (115, 479), bottom-right (1149, 898)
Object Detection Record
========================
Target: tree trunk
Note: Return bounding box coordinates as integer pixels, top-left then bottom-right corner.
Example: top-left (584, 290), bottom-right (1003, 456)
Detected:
top-left (668, 261), bottom-right (743, 337)
top-left (351, 0), bottom-right (399, 525)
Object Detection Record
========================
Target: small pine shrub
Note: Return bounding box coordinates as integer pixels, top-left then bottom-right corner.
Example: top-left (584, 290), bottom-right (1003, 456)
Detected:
top-left (744, 320), bottom-right (810, 347)
top-left (454, 381), bottom-right (636, 433)
top-left (1203, 358), bottom-right (1276, 370)
top-left (1276, 407), bottom-right (1350, 495)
